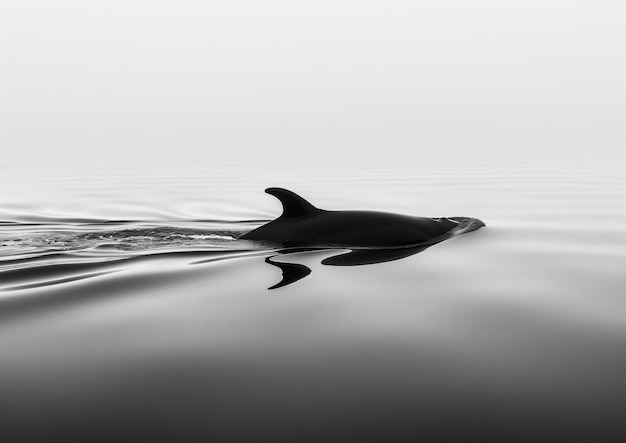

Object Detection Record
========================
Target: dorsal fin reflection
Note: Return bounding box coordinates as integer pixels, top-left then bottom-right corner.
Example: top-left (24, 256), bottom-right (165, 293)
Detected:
top-left (265, 256), bottom-right (312, 290)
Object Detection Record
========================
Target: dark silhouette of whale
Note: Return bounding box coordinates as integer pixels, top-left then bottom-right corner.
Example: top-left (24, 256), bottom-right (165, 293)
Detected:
top-left (242, 187), bottom-right (484, 248)
top-left (242, 188), bottom-right (485, 288)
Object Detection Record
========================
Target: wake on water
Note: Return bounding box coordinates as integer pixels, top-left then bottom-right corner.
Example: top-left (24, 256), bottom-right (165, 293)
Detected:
top-left (0, 217), bottom-right (485, 292)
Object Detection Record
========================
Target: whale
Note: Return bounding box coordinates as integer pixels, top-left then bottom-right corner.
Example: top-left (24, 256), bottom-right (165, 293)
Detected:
top-left (242, 188), bottom-right (485, 288)
top-left (242, 187), bottom-right (485, 249)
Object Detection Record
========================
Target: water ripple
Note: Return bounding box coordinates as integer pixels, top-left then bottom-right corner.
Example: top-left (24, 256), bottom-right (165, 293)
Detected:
top-left (0, 220), bottom-right (267, 292)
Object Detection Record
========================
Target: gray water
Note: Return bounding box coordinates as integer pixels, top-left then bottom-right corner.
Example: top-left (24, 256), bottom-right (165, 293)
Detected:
top-left (1, 153), bottom-right (626, 441)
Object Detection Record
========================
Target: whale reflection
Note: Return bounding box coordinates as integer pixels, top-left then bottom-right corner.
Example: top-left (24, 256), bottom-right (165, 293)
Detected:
top-left (264, 244), bottom-right (432, 289)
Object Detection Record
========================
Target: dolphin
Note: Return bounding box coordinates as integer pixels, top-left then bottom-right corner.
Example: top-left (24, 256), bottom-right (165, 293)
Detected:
top-left (242, 187), bottom-right (485, 249)
top-left (242, 188), bottom-right (485, 288)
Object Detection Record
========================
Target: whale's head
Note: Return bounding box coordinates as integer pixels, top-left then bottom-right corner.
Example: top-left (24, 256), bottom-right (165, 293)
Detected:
top-left (447, 217), bottom-right (486, 235)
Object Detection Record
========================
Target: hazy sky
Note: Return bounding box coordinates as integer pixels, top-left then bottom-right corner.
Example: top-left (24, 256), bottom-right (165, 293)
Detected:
top-left (1, 0), bottom-right (625, 170)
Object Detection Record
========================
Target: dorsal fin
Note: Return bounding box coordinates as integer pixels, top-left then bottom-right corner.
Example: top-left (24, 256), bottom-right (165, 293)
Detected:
top-left (265, 187), bottom-right (319, 218)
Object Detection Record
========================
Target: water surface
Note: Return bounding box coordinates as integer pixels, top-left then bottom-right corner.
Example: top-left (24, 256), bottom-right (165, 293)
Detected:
top-left (1, 154), bottom-right (625, 441)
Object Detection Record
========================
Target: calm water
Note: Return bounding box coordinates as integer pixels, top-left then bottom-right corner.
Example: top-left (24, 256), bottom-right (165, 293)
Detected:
top-left (1, 153), bottom-right (626, 441)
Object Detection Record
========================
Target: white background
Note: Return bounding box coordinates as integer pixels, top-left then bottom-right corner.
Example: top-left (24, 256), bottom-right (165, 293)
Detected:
top-left (2, 0), bottom-right (625, 172)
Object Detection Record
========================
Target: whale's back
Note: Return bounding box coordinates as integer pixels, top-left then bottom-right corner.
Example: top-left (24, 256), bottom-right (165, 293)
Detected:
top-left (241, 187), bottom-right (483, 247)
top-left (243, 210), bottom-right (459, 247)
